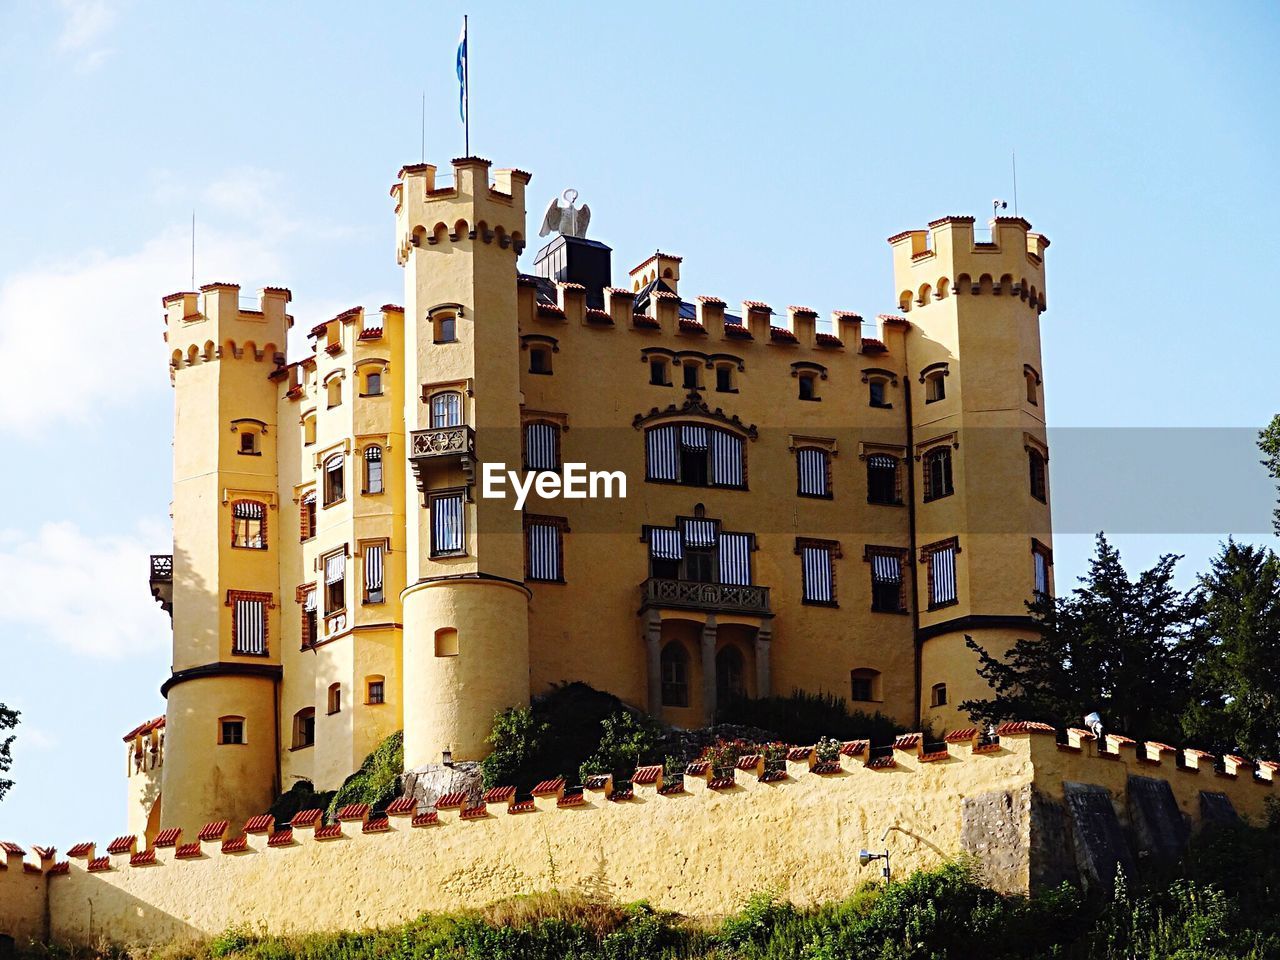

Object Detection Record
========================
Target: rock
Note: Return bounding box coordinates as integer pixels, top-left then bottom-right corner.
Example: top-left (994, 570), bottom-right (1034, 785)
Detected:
top-left (400, 761), bottom-right (484, 813)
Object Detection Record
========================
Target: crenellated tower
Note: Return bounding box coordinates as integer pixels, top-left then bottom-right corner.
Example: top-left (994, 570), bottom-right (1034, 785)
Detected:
top-left (889, 217), bottom-right (1053, 727)
top-left (159, 284), bottom-right (291, 835)
top-left (392, 158), bottom-right (534, 768)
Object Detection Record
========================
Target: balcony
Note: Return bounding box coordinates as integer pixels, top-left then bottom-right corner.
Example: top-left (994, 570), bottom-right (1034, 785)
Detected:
top-left (149, 554), bottom-right (173, 616)
top-left (409, 425), bottom-right (476, 492)
top-left (640, 578), bottom-right (771, 617)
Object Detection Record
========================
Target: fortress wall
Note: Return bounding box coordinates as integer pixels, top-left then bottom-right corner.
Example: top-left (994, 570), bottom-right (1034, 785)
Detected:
top-left (3, 728), bottom-right (1274, 949)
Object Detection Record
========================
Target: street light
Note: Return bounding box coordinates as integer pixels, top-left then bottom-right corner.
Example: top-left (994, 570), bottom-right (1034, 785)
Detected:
top-left (857, 825), bottom-right (899, 881)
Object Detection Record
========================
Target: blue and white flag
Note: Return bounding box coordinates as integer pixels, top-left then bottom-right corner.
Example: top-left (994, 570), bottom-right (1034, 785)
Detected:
top-left (456, 19), bottom-right (468, 123)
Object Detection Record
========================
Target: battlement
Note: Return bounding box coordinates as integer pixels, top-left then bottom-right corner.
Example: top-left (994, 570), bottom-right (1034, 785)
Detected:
top-left (164, 283), bottom-right (291, 372)
top-left (393, 156), bottom-right (531, 265)
top-left (888, 215), bottom-right (1050, 316)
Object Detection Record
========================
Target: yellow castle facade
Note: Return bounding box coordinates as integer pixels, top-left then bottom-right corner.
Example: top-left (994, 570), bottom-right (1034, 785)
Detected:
top-left (139, 155), bottom-right (1054, 839)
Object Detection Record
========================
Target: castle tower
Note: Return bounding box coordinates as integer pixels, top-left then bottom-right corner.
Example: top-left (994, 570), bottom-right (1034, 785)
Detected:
top-left (392, 158), bottom-right (534, 768)
top-left (159, 284), bottom-right (290, 834)
top-left (888, 217), bottom-right (1053, 727)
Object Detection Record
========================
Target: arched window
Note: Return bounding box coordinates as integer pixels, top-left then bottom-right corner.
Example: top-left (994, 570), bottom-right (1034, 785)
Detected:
top-left (366, 675), bottom-right (386, 705)
top-left (1029, 449), bottom-right (1047, 502)
top-left (924, 370), bottom-right (946, 403)
top-left (323, 454), bottom-right (345, 505)
top-left (326, 377), bottom-right (342, 408)
top-left (363, 368), bottom-right (384, 397)
top-left (327, 683), bottom-right (342, 715)
top-left (433, 312), bottom-right (457, 344)
top-left (303, 413), bottom-right (317, 446)
top-left (292, 708), bottom-right (315, 749)
top-left (300, 491), bottom-right (316, 541)
top-left (922, 447), bottom-right (953, 502)
top-left (364, 445), bottom-right (384, 494)
top-left (930, 683), bottom-right (948, 708)
top-left (1025, 369), bottom-right (1039, 405)
top-left (660, 642), bottom-right (689, 708)
top-left (430, 391), bottom-right (462, 428)
top-left (231, 500), bottom-right (267, 549)
top-left (866, 455), bottom-right (900, 505)
top-left (850, 668), bottom-right (881, 703)
top-left (716, 646), bottom-right (745, 703)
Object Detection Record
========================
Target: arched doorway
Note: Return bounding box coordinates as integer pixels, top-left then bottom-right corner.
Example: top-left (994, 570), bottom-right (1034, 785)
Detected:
top-left (716, 645), bottom-right (745, 704)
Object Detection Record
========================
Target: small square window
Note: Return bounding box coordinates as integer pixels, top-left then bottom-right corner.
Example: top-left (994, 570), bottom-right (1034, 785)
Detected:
top-left (219, 719), bottom-right (245, 745)
top-left (529, 347), bottom-right (552, 375)
top-left (434, 315), bottom-right (457, 343)
top-left (925, 372), bottom-right (946, 403)
top-left (682, 363), bottom-right (700, 389)
top-left (931, 683), bottom-right (948, 707)
top-left (798, 374), bottom-right (817, 401)
top-left (649, 359), bottom-right (670, 386)
top-left (239, 432), bottom-right (258, 455)
top-left (716, 366), bottom-right (734, 392)
top-left (367, 679), bottom-right (385, 704)
top-left (364, 371), bottom-right (383, 396)
top-left (869, 380), bottom-right (890, 408)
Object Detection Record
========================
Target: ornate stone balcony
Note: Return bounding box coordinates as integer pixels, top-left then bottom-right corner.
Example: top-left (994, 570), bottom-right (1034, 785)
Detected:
top-left (149, 554), bottom-right (173, 616)
top-left (640, 577), bottom-right (771, 617)
top-left (409, 425), bottom-right (476, 491)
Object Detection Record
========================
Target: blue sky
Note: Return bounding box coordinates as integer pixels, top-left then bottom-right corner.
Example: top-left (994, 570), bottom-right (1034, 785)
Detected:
top-left (1, 1), bottom-right (1277, 849)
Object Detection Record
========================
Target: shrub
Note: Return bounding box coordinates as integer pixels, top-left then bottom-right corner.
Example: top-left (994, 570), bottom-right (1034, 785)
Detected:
top-left (718, 689), bottom-right (904, 746)
top-left (266, 780), bottom-right (335, 828)
top-left (579, 711), bottom-right (665, 783)
top-left (324, 730), bottom-right (403, 819)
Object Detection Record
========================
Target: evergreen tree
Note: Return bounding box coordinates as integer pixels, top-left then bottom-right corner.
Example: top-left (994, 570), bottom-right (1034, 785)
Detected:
top-left (962, 533), bottom-right (1199, 742)
top-left (0, 701), bottom-right (17, 802)
top-left (1261, 414), bottom-right (1280, 537)
top-left (1182, 540), bottom-right (1280, 758)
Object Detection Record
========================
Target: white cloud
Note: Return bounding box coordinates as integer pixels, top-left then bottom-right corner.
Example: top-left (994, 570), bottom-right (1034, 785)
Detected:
top-left (55, 0), bottom-right (118, 70)
top-left (0, 519), bottom-right (170, 659)
top-left (0, 174), bottom-right (292, 436)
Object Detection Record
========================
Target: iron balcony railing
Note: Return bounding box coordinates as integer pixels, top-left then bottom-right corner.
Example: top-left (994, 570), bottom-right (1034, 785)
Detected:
top-left (640, 578), bottom-right (771, 616)
top-left (150, 555), bottom-right (173, 582)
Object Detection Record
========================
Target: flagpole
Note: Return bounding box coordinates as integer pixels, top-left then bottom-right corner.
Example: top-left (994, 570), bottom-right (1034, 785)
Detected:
top-left (464, 15), bottom-right (470, 157)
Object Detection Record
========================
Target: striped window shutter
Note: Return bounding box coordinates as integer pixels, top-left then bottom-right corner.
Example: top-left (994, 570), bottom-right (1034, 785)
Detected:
top-left (432, 494), bottom-right (465, 554)
top-left (525, 523), bottom-right (562, 581)
top-left (871, 554), bottom-right (902, 583)
top-left (680, 425), bottom-right (709, 450)
top-left (711, 430), bottom-right (744, 487)
top-left (718, 533), bottom-right (751, 586)
top-left (233, 502), bottom-right (264, 519)
top-left (802, 546), bottom-right (834, 603)
top-left (797, 448), bottom-right (828, 496)
top-left (681, 518), bottom-right (718, 548)
top-left (649, 527), bottom-right (683, 561)
top-left (233, 598), bottom-right (266, 655)
top-left (646, 426), bottom-right (678, 481)
top-left (1034, 550), bottom-right (1048, 594)
top-left (303, 589), bottom-right (317, 613)
top-left (930, 545), bottom-right (957, 606)
top-left (364, 544), bottom-right (384, 594)
top-left (325, 553), bottom-right (346, 585)
top-left (524, 423), bottom-right (559, 471)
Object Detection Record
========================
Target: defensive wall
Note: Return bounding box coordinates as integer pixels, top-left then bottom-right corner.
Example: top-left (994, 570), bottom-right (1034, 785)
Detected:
top-left (2, 723), bottom-right (1275, 948)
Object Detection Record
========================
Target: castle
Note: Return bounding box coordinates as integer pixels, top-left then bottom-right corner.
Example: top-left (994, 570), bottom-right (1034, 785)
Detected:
top-left (134, 155), bottom-right (1054, 841)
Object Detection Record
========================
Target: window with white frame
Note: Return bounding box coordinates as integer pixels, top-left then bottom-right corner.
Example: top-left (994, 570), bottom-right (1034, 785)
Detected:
top-left (430, 391), bottom-right (462, 427)
top-left (364, 446), bottom-right (383, 494)
top-left (323, 454), bottom-right (345, 505)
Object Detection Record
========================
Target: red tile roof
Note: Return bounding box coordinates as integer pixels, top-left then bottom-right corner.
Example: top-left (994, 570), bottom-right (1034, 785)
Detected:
top-left (894, 733), bottom-right (922, 750)
top-left (759, 769), bottom-right (788, 783)
top-left (707, 777), bottom-right (735, 791)
top-left (153, 829), bottom-right (181, 848)
top-left (723, 323), bottom-right (753, 339)
top-left (679, 319), bottom-right (706, 334)
top-left (610, 785), bottom-right (635, 801)
top-left (787, 747), bottom-right (812, 762)
top-left (130, 850), bottom-right (157, 866)
top-left (386, 797), bottom-right (417, 816)
top-left (735, 755), bottom-right (763, 770)
top-left (995, 721), bottom-right (1056, 735)
top-left (459, 806), bottom-right (488, 820)
top-left (48, 862), bottom-right (70, 875)
top-left (174, 843), bottom-right (202, 860)
top-left (122, 716), bottom-right (166, 741)
top-left (290, 809), bottom-right (323, 828)
top-left (657, 781), bottom-right (686, 795)
top-left (582, 775), bottom-right (610, 790)
top-left (769, 326), bottom-right (798, 343)
top-left (198, 821), bottom-right (229, 842)
top-left (411, 812), bottom-right (439, 827)
top-left (632, 316), bottom-right (661, 330)
top-left (531, 777), bottom-right (566, 797)
top-left (919, 750), bottom-right (950, 763)
top-left (741, 300), bottom-right (770, 310)
top-left (557, 792), bottom-right (586, 808)
top-left (685, 761), bottom-right (710, 777)
top-left (632, 765), bottom-right (663, 785)
top-left (358, 327), bottom-right (383, 340)
top-left (363, 818), bottom-right (391, 833)
top-left (32, 846), bottom-right (55, 860)
top-left (67, 842), bottom-right (93, 858)
top-left (435, 791), bottom-right (468, 809)
top-left (1, 841), bottom-right (24, 855)
top-left (585, 308), bottom-right (613, 323)
top-left (482, 786), bottom-right (516, 803)
top-left (243, 815), bottom-right (274, 834)
top-left (812, 760), bottom-right (842, 775)
top-left (944, 728), bottom-right (978, 743)
top-left (788, 305), bottom-right (818, 316)
top-left (840, 740), bottom-right (869, 757)
top-left (509, 800), bottom-right (535, 813)
top-left (867, 756), bottom-right (897, 770)
top-left (972, 742), bottom-right (1001, 755)
top-left (537, 303), bottom-right (565, 318)
top-left (87, 857), bottom-right (111, 872)
top-left (861, 338), bottom-right (887, 352)
top-left (696, 295), bottom-right (726, 305)
top-left (221, 836), bottom-right (248, 853)
top-left (815, 332), bottom-right (843, 347)
top-left (23, 863), bottom-right (40, 874)
top-left (313, 824), bottom-right (342, 840)
top-left (336, 803), bottom-right (370, 822)
top-left (267, 830), bottom-right (294, 848)
top-left (106, 836), bottom-right (135, 855)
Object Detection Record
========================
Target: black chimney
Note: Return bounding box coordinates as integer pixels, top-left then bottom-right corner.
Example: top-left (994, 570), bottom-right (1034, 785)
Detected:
top-left (532, 235), bottom-right (612, 309)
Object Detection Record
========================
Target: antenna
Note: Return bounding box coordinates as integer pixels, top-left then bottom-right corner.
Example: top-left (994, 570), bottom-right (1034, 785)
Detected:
top-left (1012, 149), bottom-right (1019, 217)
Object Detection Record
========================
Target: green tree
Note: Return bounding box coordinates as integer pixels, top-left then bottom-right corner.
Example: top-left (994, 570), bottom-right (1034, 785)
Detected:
top-left (0, 701), bottom-right (17, 802)
top-left (1261, 414), bottom-right (1280, 537)
top-left (1182, 540), bottom-right (1280, 758)
top-left (962, 533), bottom-right (1199, 742)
